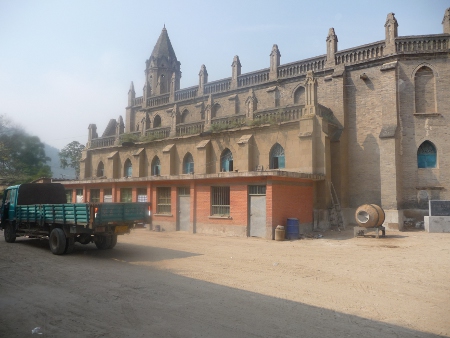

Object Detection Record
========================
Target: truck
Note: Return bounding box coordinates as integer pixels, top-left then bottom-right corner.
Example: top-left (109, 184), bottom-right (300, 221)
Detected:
top-left (0, 183), bottom-right (150, 255)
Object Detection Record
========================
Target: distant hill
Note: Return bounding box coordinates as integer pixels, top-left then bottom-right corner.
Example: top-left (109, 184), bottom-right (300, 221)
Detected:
top-left (44, 144), bottom-right (77, 179)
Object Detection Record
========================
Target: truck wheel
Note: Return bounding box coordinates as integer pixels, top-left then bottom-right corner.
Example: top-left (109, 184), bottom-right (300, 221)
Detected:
top-left (64, 236), bottom-right (75, 254)
top-left (108, 235), bottom-right (118, 249)
top-left (49, 228), bottom-right (66, 255)
top-left (4, 223), bottom-right (16, 243)
top-left (94, 235), bottom-right (112, 250)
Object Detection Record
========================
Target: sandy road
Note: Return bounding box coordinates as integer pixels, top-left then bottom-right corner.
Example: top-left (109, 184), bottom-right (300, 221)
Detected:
top-left (0, 227), bottom-right (448, 337)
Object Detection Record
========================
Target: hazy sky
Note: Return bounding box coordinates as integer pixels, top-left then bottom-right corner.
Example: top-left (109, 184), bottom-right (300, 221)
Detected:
top-left (0, 0), bottom-right (448, 150)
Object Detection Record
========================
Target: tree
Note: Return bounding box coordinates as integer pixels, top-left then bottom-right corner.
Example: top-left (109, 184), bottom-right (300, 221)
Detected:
top-left (59, 141), bottom-right (85, 179)
top-left (0, 115), bottom-right (52, 184)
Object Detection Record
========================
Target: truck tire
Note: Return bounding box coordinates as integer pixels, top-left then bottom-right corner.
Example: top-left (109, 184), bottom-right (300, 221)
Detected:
top-left (64, 236), bottom-right (75, 254)
top-left (49, 228), bottom-right (66, 255)
top-left (94, 235), bottom-right (112, 250)
top-left (4, 223), bottom-right (16, 243)
top-left (108, 235), bottom-right (118, 249)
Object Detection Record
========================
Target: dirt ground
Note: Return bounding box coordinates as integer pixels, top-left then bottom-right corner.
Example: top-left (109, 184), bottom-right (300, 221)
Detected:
top-left (0, 226), bottom-right (449, 337)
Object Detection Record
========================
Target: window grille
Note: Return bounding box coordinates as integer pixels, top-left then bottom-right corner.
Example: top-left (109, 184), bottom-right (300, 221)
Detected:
top-left (211, 186), bottom-right (230, 216)
top-left (178, 187), bottom-right (190, 196)
top-left (90, 189), bottom-right (100, 203)
top-left (76, 189), bottom-right (83, 203)
top-left (65, 190), bottom-right (73, 203)
top-left (103, 188), bottom-right (112, 203)
top-left (120, 188), bottom-right (132, 202)
top-left (249, 185), bottom-right (266, 195)
top-left (417, 141), bottom-right (437, 168)
top-left (157, 187), bottom-right (171, 214)
top-left (137, 188), bottom-right (147, 202)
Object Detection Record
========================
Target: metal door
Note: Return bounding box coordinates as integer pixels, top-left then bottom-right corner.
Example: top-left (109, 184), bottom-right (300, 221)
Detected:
top-left (178, 188), bottom-right (190, 231)
top-left (249, 195), bottom-right (266, 237)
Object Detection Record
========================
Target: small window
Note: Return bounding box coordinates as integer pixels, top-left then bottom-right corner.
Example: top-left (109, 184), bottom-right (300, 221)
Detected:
top-left (270, 143), bottom-right (285, 169)
top-left (418, 141), bottom-right (437, 168)
top-left (65, 190), bottom-right (73, 203)
top-left (152, 156), bottom-right (161, 176)
top-left (178, 187), bottom-right (190, 196)
top-left (183, 153), bottom-right (194, 174)
top-left (157, 187), bottom-right (171, 214)
top-left (137, 188), bottom-right (147, 202)
top-left (249, 186), bottom-right (266, 195)
top-left (76, 189), bottom-right (83, 203)
top-left (221, 149), bottom-right (233, 172)
top-left (211, 186), bottom-right (230, 216)
top-left (104, 188), bottom-right (112, 203)
top-left (124, 159), bottom-right (132, 177)
top-left (97, 162), bottom-right (104, 177)
top-left (90, 189), bottom-right (100, 203)
top-left (154, 115), bottom-right (161, 128)
top-left (120, 188), bottom-right (132, 202)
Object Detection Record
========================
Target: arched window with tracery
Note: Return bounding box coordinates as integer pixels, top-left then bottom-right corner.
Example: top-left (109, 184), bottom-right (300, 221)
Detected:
top-left (154, 115), bottom-right (161, 128)
top-left (415, 66), bottom-right (436, 114)
top-left (152, 156), bottom-right (161, 176)
top-left (221, 148), bottom-right (233, 172)
top-left (97, 161), bottom-right (104, 177)
top-left (417, 141), bottom-right (437, 168)
top-left (124, 159), bottom-right (132, 177)
top-left (270, 143), bottom-right (285, 169)
top-left (183, 153), bottom-right (194, 174)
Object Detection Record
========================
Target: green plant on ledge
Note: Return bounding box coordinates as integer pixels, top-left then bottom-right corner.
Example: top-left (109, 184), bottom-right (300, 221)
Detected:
top-left (120, 133), bottom-right (140, 144)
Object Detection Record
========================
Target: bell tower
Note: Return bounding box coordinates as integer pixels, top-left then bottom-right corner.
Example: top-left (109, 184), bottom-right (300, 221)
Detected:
top-left (145, 26), bottom-right (181, 97)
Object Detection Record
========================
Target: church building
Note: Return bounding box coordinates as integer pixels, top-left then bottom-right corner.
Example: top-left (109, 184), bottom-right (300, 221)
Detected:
top-left (62, 9), bottom-right (450, 238)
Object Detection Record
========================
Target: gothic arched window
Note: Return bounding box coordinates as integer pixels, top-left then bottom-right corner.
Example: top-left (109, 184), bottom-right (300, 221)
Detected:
top-left (183, 153), bottom-right (194, 174)
top-left (152, 156), bottom-right (161, 176)
top-left (124, 159), bottom-right (132, 177)
top-left (294, 86), bottom-right (305, 105)
top-left (415, 66), bottom-right (436, 114)
top-left (417, 141), bottom-right (437, 168)
top-left (221, 149), bottom-right (233, 172)
top-left (154, 115), bottom-right (161, 128)
top-left (270, 143), bottom-right (285, 169)
top-left (97, 161), bottom-right (104, 177)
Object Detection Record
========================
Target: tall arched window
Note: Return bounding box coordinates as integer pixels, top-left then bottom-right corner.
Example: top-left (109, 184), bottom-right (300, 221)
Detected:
top-left (221, 149), bottom-right (233, 172)
top-left (154, 115), bottom-right (161, 128)
top-left (124, 159), bottom-right (132, 177)
top-left (97, 161), bottom-right (104, 177)
top-left (417, 141), bottom-right (437, 168)
top-left (270, 143), bottom-right (285, 169)
top-left (181, 109), bottom-right (190, 124)
top-left (415, 66), bottom-right (436, 114)
top-left (183, 153), bottom-right (194, 174)
top-left (294, 86), bottom-right (305, 105)
top-left (152, 156), bottom-right (161, 176)
top-left (211, 104), bottom-right (222, 119)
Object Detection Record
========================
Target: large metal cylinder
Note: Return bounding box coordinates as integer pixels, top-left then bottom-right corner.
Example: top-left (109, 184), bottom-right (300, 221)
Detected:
top-left (355, 204), bottom-right (385, 228)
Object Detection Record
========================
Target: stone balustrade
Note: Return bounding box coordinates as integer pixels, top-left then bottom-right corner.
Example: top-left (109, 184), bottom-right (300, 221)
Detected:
top-left (254, 105), bottom-right (303, 123)
top-left (238, 69), bottom-right (270, 87)
top-left (176, 121), bottom-right (205, 136)
top-left (175, 86), bottom-right (198, 101)
top-left (204, 78), bottom-right (231, 95)
top-left (146, 94), bottom-right (170, 107)
top-left (395, 34), bottom-right (449, 53)
top-left (278, 56), bottom-right (327, 79)
top-left (134, 96), bottom-right (143, 105)
top-left (335, 41), bottom-right (385, 65)
top-left (145, 127), bottom-right (170, 139)
top-left (89, 136), bottom-right (116, 149)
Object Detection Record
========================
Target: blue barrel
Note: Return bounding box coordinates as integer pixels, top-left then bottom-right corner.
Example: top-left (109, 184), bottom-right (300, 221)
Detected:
top-left (286, 218), bottom-right (300, 240)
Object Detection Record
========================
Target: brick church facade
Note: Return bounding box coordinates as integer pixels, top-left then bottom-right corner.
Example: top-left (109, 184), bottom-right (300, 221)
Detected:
top-left (62, 9), bottom-right (450, 238)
